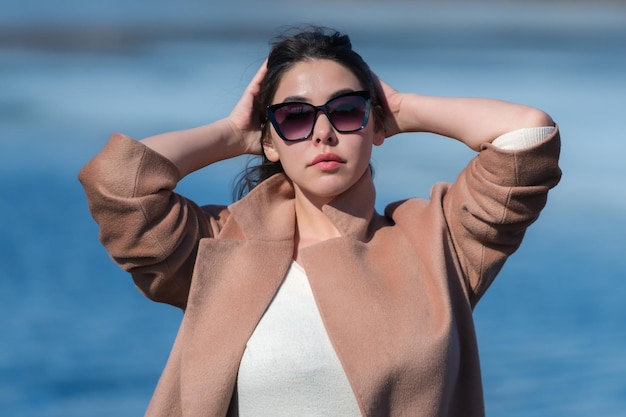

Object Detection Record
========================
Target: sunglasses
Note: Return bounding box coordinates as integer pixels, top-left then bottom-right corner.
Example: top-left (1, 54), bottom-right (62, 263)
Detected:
top-left (266, 90), bottom-right (371, 142)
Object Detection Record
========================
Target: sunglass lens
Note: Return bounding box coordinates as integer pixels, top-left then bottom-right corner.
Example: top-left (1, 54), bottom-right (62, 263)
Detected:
top-left (327, 96), bottom-right (366, 132)
top-left (273, 104), bottom-right (315, 141)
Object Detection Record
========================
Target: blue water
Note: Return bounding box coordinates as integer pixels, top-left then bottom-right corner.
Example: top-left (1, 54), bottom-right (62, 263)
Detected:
top-left (1, 1), bottom-right (625, 416)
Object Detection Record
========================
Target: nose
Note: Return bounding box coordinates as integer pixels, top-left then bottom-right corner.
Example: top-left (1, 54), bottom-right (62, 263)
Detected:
top-left (313, 112), bottom-right (336, 144)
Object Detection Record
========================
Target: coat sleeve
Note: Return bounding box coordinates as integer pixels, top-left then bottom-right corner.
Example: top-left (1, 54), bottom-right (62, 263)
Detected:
top-left (78, 133), bottom-right (228, 309)
top-left (443, 126), bottom-right (561, 306)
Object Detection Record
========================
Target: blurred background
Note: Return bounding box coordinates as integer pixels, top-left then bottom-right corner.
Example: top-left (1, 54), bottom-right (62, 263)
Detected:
top-left (1, 1), bottom-right (625, 416)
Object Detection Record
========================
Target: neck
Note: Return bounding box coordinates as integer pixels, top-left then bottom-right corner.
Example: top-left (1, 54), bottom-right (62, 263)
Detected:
top-left (290, 170), bottom-right (376, 261)
top-left (293, 191), bottom-right (341, 261)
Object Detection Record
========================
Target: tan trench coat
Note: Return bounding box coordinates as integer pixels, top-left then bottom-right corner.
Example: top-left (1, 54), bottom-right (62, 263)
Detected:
top-left (78, 127), bottom-right (561, 417)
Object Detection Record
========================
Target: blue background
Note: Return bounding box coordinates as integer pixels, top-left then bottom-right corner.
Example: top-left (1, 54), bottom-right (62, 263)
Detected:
top-left (1, 1), bottom-right (625, 416)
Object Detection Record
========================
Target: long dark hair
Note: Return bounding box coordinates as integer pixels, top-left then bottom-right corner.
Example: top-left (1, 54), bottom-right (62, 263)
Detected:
top-left (232, 26), bottom-right (384, 200)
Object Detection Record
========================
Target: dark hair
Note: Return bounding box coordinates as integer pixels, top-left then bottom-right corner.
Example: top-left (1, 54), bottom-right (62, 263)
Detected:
top-left (232, 26), bottom-right (384, 200)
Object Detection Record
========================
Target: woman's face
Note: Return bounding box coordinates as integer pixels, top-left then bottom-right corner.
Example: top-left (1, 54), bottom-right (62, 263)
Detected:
top-left (263, 59), bottom-right (383, 206)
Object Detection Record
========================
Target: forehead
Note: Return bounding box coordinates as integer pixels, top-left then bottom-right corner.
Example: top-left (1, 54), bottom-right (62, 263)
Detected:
top-left (273, 59), bottom-right (363, 102)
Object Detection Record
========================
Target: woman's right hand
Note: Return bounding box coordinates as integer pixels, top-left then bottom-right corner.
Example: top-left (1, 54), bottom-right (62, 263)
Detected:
top-left (140, 59), bottom-right (269, 176)
top-left (227, 59), bottom-right (268, 155)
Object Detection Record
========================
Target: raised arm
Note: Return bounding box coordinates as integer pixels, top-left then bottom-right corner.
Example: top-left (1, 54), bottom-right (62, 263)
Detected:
top-left (140, 60), bottom-right (268, 176)
top-left (376, 77), bottom-right (554, 151)
top-left (78, 61), bottom-right (270, 309)
top-left (374, 76), bottom-right (561, 305)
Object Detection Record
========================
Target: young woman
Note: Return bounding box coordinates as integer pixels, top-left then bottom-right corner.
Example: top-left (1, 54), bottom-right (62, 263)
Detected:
top-left (79, 27), bottom-right (561, 417)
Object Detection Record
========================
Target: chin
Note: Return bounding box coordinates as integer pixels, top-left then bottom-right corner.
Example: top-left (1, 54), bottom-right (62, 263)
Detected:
top-left (300, 181), bottom-right (356, 202)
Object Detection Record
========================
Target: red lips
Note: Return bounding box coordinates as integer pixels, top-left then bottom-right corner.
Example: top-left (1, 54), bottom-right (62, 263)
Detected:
top-left (311, 153), bottom-right (345, 166)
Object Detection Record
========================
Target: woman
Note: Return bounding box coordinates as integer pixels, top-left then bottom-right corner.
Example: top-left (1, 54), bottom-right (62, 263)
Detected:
top-left (79, 27), bottom-right (561, 417)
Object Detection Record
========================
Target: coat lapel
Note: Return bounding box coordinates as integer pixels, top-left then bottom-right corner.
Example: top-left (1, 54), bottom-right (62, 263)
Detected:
top-left (176, 171), bottom-right (381, 416)
top-left (178, 174), bottom-right (297, 416)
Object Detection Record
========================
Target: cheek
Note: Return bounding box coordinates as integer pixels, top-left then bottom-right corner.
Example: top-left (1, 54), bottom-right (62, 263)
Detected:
top-left (267, 139), bottom-right (305, 171)
top-left (354, 132), bottom-right (376, 160)
top-left (357, 144), bottom-right (374, 169)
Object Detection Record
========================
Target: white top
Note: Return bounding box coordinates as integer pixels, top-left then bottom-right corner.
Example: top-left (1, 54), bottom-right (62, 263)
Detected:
top-left (492, 126), bottom-right (554, 150)
top-left (231, 126), bottom-right (555, 416)
top-left (233, 261), bottom-right (361, 416)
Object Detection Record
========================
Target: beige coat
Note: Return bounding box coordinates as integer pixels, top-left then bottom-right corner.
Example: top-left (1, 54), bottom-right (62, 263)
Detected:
top-left (78, 128), bottom-right (561, 417)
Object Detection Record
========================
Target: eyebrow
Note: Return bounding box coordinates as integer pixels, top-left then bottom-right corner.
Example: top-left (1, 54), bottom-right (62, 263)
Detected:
top-left (281, 88), bottom-right (359, 104)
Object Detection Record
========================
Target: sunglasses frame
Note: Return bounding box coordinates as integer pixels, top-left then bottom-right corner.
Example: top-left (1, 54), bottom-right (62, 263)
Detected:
top-left (266, 90), bottom-right (371, 142)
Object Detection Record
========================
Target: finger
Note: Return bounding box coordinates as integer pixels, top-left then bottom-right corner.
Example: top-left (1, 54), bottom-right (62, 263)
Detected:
top-left (246, 58), bottom-right (268, 94)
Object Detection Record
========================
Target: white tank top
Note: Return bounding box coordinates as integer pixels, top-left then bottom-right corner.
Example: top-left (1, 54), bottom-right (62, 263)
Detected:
top-left (232, 261), bottom-right (361, 416)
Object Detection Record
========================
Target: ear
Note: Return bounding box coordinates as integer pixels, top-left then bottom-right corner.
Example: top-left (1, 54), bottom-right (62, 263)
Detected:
top-left (262, 135), bottom-right (280, 162)
top-left (372, 128), bottom-right (385, 146)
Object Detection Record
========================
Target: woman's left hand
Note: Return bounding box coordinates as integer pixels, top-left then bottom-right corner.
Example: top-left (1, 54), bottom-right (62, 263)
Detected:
top-left (372, 73), bottom-right (404, 139)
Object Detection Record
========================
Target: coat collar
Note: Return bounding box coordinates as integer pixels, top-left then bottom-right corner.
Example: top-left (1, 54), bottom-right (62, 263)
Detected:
top-left (228, 170), bottom-right (377, 242)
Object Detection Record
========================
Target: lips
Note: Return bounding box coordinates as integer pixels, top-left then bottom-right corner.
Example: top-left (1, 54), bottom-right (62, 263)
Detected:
top-left (310, 153), bottom-right (345, 166)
